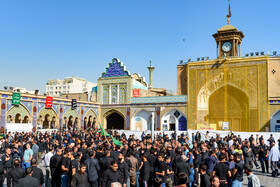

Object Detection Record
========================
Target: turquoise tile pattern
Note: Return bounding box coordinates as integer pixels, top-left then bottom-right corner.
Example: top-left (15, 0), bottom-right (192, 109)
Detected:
top-left (131, 95), bottom-right (187, 104)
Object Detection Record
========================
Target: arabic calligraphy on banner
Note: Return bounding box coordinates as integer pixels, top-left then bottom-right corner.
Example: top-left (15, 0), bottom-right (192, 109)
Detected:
top-left (197, 123), bottom-right (217, 130)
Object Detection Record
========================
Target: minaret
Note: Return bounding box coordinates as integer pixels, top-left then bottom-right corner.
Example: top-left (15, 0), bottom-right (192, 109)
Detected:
top-left (147, 60), bottom-right (155, 89)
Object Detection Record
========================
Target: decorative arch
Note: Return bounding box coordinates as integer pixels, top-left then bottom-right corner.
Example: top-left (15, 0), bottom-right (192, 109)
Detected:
top-left (208, 84), bottom-right (249, 131)
top-left (83, 109), bottom-right (98, 129)
top-left (37, 107), bottom-right (58, 129)
top-left (103, 109), bottom-right (126, 129)
top-left (131, 109), bottom-right (152, 131)
top-left (64, 108), bottom-right (79, 119)
top-left (84, 109), bottom-right (97, 120)
top-left (64, 108), bottom-right (80, 130)
top-left (270, 109), bottom-right (280, 132)
top-left (197, 71), bottom-right (257, 111)
top-left (161, 108), bottom-right (187, 131)
top-left (7, 104), bottom-right (31, 122)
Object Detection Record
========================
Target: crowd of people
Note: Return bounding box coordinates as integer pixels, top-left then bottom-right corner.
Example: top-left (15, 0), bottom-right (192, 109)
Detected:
top-left (0, 128), bottom-right (279, 187)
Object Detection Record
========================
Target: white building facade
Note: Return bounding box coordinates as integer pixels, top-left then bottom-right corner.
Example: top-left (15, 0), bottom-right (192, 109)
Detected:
top-left (46, 76), bottom-right (96, 97)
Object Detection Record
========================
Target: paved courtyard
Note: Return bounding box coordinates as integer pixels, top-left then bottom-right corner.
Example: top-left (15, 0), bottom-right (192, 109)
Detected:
top-left (242, 167), bottom-right (280, 187)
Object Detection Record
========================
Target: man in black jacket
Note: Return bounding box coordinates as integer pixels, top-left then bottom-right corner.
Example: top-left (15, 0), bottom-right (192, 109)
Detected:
top-left (30, 158), bottom-right (44, 186)
top-left (17, 167), bottom-right (40, 187)
top-left (175, 155), bottom-right (191, 185)
top-left (50, 148), bottom-right (62, 187)
top-left (85, 150), bottom-right (100, 187)
top-left (37, 138), bottom-right (45, 163)
top-left (102, 160), bottom-right (122, 187)
top-left (100, 150), bottom-right (113, 175)
top-left (118, 152), bottom-right (129, 186)
top-left (258, 139), bottom-right (269, 173)
top-left (199, 164), bottom-right (210, 187)
top-left (2, 148), bottom-right (13, 182)
top-left (72, 164), bottom-right (89, 187)
top-left (7, 159), bottom-right (25, 187)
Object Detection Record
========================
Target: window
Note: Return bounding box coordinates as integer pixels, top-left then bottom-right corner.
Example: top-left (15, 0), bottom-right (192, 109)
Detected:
top-left (59, 87), bottom-right (61, 89)
top-left (56, 87), bottom-right (57, 89)
top-left (63, 86), bottom-right (66, 89)
top-left (111, 85), bottom-right (118, 104)
top-left (277, 120), bottom-right (280, 123)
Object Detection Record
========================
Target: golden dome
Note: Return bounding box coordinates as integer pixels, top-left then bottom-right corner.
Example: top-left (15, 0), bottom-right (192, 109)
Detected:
top-left (217, 25), bottom-right (237, 32)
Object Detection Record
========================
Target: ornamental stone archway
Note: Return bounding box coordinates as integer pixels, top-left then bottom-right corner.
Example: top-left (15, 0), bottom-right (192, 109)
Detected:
top-left (196, 70), bottom-right (257, 131)
top-left (103, 109), bottom-right (126, 130)
top-left (83, 109), bottom-right (97, 129)
top-left (38, 107), bottom-right (58, 129)
top-left (7, 104), bottom-right (31, 124)
top-left (63, 108), bottom-right (80, 129)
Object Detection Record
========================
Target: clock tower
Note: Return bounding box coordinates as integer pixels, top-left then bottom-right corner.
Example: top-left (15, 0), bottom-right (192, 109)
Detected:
top-left (213, 25), bottom-right (244, 59)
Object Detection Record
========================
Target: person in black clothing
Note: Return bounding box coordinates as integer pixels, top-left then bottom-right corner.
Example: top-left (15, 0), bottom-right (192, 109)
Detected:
top-left (11, 143), bottom-right (22, 161)
top-left (139, 153), bottom-right (149, 187)
top-left (118, 152), bottom-right (129, 186)
top-left (193, 148), bottom-right (202, 186)
top-left (85, 150), bottom-right (100, 187)
top-left (61, 148), bottom-right (71, 187)
top-left (70, 152), bottom-right (79, 176)
top-left (7, 159), bottom-right (25, 187)
top-left (50, 148), bottom-right (62, 187)
top-left (165, 156), bottom-right (174, 187)
top-left (174, 155), bottom-right (191, 186)
top-left (30, 158), bottom-right (44, 186)
top-left (100, 150), bottom-right (113, 175)
top-left (258, 139), bottom-right (269, 173)
top-left (250, 140), bottom-right (260, 169)
top-left (199, 164), bottom-right (210, 187)
top-left (95, 146), bottom-right (103, 161)
top-left (103, 160), bottom-right (122, 187)
top-left (17, 167), bottom-right (40, 187)
top-left (231, 154), bottom-right (244, 186)
top-left (176, 172), bottom-right (189, 187)
top-left (212, 154), bottom-right (231, 187)
top-left (37, 138), bottom-right (45, 163)
top-left (147, 149), bottom-right (156, 187)
top-left (167, 146), bottom-right (175, 161)
top-left (156, 153), bottom-right (166, 186)
top-left (72, 163), bottom-right (89, 187)
top-left (2, 148), bottom-right (13, 182)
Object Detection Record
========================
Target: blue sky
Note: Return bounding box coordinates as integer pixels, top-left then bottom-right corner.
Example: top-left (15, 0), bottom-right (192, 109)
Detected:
top-left (0, 0), bottom-right (279, 93)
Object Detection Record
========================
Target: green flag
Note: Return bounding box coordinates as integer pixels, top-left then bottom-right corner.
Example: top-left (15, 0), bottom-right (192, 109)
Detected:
top-left (109, 134), bottom-right (122, 146)
top-left (99, 122), bottom-right (105, 136)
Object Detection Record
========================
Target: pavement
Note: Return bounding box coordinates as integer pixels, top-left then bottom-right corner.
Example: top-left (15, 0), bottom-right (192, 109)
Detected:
top-left (241, 166), bottom-right (280, 187)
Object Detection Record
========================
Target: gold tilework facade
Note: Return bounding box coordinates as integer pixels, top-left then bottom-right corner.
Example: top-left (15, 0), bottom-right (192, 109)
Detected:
top-left (177, 24), bottom-right (280, 132)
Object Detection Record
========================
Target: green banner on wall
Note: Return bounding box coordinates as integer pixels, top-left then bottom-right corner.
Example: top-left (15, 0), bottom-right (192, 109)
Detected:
top-left (12, 92), bottom-right (21, 105)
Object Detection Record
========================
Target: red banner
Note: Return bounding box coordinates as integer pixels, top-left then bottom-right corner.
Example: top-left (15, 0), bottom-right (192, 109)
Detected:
top-left (46, 97), bottom-right (53, 108)
top-left (133, 89), bottom-right (140, 97)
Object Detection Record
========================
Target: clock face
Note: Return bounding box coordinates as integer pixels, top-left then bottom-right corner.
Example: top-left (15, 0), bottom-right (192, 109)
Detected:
top-left (222, 41), bottom-right (232, 52)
